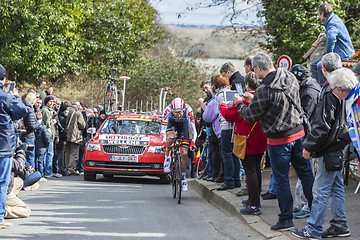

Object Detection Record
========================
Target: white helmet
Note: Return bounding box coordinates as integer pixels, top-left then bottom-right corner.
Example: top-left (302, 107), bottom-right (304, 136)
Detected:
top-left (170, 98), bottom-right (185, 113)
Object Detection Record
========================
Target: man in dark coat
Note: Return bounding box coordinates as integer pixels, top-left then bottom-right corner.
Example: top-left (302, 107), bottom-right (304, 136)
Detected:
top-left (220, 62), bottom-right (245, 92)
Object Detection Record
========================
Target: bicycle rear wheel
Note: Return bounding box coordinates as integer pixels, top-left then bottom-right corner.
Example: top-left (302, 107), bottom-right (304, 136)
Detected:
top-left (196, 146), bottom-right (209, 179)
top-left (176, 156), bottom-right (182, 204)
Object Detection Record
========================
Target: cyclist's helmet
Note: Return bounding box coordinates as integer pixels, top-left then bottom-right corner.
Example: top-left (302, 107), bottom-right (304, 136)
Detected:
top-left (171, 98), bottom-right (185, 113)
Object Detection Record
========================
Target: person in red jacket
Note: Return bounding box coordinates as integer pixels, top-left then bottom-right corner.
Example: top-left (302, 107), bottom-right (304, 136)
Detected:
top-left (220, 72), bottom-right (267, 215)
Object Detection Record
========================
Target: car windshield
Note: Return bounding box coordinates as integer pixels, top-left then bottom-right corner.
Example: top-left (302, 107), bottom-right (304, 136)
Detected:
top-left (99, 118), bottom-right (161, 135)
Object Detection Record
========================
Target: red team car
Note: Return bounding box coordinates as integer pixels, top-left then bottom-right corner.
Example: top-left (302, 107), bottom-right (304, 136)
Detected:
top-left (83, 113), bottom-right (167, 182)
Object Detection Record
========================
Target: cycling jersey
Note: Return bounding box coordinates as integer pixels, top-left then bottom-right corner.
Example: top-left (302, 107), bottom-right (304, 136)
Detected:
top-left (161, 103), bottom-right (197, 147)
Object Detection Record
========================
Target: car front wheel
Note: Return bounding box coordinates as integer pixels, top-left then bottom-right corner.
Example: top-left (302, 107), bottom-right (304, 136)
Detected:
top-left (84, 171), bottom-right (96, 181)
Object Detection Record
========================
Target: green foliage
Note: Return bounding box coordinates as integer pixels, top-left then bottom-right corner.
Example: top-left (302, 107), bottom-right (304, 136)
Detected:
top-left (125, 44), bottom-right (209, 109)
top-left (260, 0), bottom-right (359, 64)
top-left (0, 0), bottom-right (161, 80)
top-left (260, 0), bottom-right (341, 64)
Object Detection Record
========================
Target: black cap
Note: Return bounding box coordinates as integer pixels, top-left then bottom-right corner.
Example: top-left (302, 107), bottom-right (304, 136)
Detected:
top-left (44, 95), bottom-right (55, 106)
top-left (353, 62), bottom-right (360, 75)
top-left (290, 64), bottom-right (309, 81)
top-left (0, 64), bottom-right (7, 81)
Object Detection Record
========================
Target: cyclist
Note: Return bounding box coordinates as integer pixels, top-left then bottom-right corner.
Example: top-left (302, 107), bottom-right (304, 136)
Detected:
top-left (161, 98), bottom-right (197, 192)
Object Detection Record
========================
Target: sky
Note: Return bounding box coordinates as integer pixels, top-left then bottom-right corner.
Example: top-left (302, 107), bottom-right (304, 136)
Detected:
top-left (150, 0), bottom-right (262, 27)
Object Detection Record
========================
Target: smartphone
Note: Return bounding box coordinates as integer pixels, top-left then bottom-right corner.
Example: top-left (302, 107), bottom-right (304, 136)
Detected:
top-left (235, 83), bottom-right (244, 96)
top-left (224, 90), bottom-right (237, 102)
top-left (9, 83), bottom-right (16, 92)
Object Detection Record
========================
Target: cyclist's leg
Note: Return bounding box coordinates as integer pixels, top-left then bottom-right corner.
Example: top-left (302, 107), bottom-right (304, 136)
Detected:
top-left (163, 124), bottom-right (176, 173)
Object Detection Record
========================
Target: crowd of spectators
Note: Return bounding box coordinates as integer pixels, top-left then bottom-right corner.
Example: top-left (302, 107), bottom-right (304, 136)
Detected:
top-left (196, 3), bottom-right (360, 238)
top-left (0, 64), bottom-right (107, 229)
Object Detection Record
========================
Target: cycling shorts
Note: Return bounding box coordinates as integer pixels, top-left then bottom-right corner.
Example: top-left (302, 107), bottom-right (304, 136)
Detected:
top-left (166, 121), bottom-right (190, 148)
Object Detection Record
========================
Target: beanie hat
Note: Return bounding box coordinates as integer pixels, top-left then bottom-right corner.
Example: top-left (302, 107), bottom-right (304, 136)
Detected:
top-left (290, 64), bottom-right (309, 81)
top-left (353, 62), bottom-right (360, 75)
top-left (25, 93), bottom-right (37, 105)
top-left (59, 102), bottom-right (69, 112)
top-left (0, 64), bottom-right (7, 81)
top-left (44, 95), bottom-right (55, 106)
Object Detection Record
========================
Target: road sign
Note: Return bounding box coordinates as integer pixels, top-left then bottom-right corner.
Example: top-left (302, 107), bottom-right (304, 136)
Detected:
top-left (277, 55), bottom-right (292, 71)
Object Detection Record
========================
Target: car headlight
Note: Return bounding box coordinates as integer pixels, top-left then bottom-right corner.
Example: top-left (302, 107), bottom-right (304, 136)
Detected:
top-left (86, 143), bottom-right (101, 152)
top-left (147, 146), bottom-right (163, 154)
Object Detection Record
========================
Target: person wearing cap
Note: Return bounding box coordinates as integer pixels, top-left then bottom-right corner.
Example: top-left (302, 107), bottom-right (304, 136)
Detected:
top-left (0, 63), bottom-right (27, 229)
top-left (55, 102), bottom-right (69, 176)
top-left (289, 64), bottom-right (321, 220)
top-left (20, 92), bottom-right (40, 169)
top-left (42, 95), bottom-right (56, 178)
top-left (65, 101), bottom-right (86, 176)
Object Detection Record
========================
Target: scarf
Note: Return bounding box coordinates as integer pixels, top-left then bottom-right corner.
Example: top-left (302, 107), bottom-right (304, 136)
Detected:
top-left (345, 82), bottom-right (360, 156)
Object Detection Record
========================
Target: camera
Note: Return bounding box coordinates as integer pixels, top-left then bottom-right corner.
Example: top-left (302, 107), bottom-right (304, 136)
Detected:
top-left (17, 140), bottom-right (35, 152)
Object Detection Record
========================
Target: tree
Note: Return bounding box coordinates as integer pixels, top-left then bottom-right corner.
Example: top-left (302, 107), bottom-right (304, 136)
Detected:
top-left (0, 0), bottom-right (161, 80)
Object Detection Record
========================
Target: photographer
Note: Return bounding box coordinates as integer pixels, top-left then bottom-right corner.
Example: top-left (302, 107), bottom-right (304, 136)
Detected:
top-left (5, 142), bottom-right (31, 219)
top-left (0, 63), bottom-right (27, 229)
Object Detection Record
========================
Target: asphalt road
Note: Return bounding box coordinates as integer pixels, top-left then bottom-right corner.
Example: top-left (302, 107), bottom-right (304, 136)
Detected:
top-left (1, 175), bottom-right (265, 240)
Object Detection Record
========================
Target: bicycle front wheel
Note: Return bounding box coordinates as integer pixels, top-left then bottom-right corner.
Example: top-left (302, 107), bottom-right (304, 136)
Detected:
top-left (171, 159), bottom-right (176, 198)
top-left (176, 156), bottom-right (182, 204)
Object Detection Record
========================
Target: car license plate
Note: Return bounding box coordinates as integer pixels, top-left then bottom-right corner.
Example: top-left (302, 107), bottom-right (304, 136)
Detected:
top-left (110, 155), bottom-right (138, 162)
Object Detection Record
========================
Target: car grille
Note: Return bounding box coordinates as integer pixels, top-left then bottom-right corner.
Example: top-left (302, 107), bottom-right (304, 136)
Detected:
top-left (86, 161), bottom-right (163, 170)
top-left (102, 145), bottom-right (146, 155)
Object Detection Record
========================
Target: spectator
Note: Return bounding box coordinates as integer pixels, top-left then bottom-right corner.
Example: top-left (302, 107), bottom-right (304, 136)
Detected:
top-left (21, 92), bottom-right (40, 169)
top-left (202, 91), bottom-right (222, 183)
top-left (34, 112), bottom-right (51, 178)
top-left (220, 62), bottom-right (245, 92)
top-left (290, 64), bottom-right (321, 219)
top-left (222, 72), bottom-right (267, 215)
top-left (55, 102), bottom-right (68, 176)
top-left (244, 56), bottom-right (253, 74)
top-left (236, 52), bottom-right (314, 231)
top-left (65, 101), bottom-right (86, 175)
top-left (291, 68), bottom-right (356, 239)
top-left (0, 63), bottom-right (27, 229)
top-left (213, 73), bottom-right (241, 191)
top-left (33, 97), bottom-right (43, 113)
top-left (98, 110), bottom-right (107, 125)
top-left (353, 62), bottom-right (360, 79)
top-left (310, 3), bottom-right (355, 86)
top-left (77, 106), bottom-right (89, 174)
top-left (45, 86), bottom-right (53, 96)
top-left (5, 142), bottom-right (31, 219)
top-left (37, 81), bottom-right (47, 101)
top-left (42, 95), bottom-right (57, 178)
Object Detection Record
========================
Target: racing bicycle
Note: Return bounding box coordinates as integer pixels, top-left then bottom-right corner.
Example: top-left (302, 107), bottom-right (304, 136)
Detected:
top-left (196, 136), bottom-right (210, 179)
top-left (101, 68), bottom-right (119, 114)
top-left (169, 137), bottom-right (183, 204)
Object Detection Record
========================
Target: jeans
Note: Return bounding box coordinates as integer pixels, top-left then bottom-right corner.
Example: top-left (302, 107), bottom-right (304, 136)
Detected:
top-left (22, 171), bottom-right (42, 189)
top-left (44, 142), bottom-right (54, 176)
top-left (269, 172), bottom-right (277, 195)
top-left (0, 157), bottom-right (12, 222)
top-left (36, 151), bottom-right (46, 177)
top-left (241, 153), bottom-right (263, 207)
top-left (306, 149), bottom-right (349, 238)
top-left (294, 158), bottom-right (315, 212)
top-left (25, 138), bottom-right (35, 168)
top-left (206, 138), bottom-right (213, 178)
top-left (221, 129), bottom-right (240, 186)
top-left (267, 137), bottom-right (314, 220)
top-left (310, 56), bottom-right (327, 86)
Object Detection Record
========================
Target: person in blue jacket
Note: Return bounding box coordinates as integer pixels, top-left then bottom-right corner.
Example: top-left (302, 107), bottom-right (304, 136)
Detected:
top-left (311, 3), bottom-right (355, 86)
top-left (0, 63), bottom-right (27, 229)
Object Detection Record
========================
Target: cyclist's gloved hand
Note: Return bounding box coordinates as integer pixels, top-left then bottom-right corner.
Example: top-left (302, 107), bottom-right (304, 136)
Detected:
top-left (161, 142), bottom-right (167, 152)
top-left (190, 141), bottom-right (196, 152)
